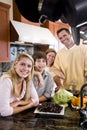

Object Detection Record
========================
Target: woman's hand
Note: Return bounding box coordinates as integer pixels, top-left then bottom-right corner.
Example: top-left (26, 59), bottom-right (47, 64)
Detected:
top-left (10, 99), bottom-right (35, 115)
top-left (10, 101), bottom-right (21, 107)
top-left (10, 99), bottom-right (32, 108)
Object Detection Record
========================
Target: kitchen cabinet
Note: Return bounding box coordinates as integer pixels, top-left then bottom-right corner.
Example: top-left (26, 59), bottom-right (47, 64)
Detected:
top-left (0, 2), bottom-right (10, 62)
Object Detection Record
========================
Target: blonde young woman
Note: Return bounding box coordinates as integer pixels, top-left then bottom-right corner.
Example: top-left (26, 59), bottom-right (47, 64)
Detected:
top-left (0, 53), bottom-right (39, 117)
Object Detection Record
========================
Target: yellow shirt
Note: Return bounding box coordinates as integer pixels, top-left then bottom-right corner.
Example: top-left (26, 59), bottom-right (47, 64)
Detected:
top-left (53, 44), bottom-right (87, 91)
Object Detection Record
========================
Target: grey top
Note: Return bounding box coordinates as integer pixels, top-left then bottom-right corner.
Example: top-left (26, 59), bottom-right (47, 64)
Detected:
top-left (33, 70), bottom-right (54, 98)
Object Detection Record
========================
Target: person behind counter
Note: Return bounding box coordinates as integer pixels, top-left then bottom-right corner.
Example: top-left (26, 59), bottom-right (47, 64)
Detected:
top-left (46, 48), bottom-right (56, 68)
top-left (0, 53), bottom-right (39, 117)
top-left (45, 48), bottom-right (65, 93)
top-left (45, 48), bottom-right (65, 88)
top-left (33, 51), bottom-right (54, 102)
top-left (52, 27), bottom-right (87, 94)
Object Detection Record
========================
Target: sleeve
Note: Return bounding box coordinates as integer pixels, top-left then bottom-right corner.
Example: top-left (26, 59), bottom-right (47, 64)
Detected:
top-left (44, 73), bottom-right (54, 98)
top-left (51, 53), bottom-right (61, 77)
top-left (0, 77), bottom-right (13, 117)
top-left (30, 83), bottom-right (39, 106)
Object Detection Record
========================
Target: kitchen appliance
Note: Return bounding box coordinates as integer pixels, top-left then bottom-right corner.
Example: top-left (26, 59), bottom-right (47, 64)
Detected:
top-left (79, 83), bottom-right (87, 129)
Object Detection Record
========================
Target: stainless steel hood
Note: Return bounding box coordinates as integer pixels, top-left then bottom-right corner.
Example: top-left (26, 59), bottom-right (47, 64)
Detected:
top-left (10, 20), bottom-right (57, 47)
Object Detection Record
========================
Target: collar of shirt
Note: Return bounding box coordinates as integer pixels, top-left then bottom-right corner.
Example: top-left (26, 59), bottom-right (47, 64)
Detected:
top-left (42, 70), bottom-right (49, 78)
top-left (64, 44), bottom-right (76, 50)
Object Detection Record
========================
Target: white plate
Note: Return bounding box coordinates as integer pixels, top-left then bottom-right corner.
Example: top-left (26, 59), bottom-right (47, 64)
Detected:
top-left (34, 105), bottom-right (65, 116)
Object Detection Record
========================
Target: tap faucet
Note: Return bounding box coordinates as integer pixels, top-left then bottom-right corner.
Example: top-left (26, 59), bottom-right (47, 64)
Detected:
top-left (80, 83), bottom-right (87, 108)
top-left (80, 83), bottom-right (87, 129)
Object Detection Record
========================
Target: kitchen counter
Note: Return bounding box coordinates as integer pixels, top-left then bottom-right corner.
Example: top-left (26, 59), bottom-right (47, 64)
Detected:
top-left (0, 106), bottom-right (83, 130)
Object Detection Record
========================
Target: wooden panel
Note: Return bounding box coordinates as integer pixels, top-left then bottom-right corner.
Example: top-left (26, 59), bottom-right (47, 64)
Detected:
top-left (48, 21), bottom-right (56, 37)
top-left (10, 22), bottom-right (19, 42)
top-left (0, 2), bottom-right (10, 62)
top-left (21, 16), bottom-right (40, 26)
top-left (34, 44), bottom-right (49, 52)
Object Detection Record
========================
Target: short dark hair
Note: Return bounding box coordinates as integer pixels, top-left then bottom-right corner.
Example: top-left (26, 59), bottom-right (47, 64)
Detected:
top-left (57, 28), bottom-right (70, 36)
top-left (33, 51), bottom-right (47, 62)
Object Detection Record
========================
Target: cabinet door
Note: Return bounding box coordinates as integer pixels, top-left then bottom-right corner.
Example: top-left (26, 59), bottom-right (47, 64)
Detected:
top-left (0, 2), bottom-right (10, 62)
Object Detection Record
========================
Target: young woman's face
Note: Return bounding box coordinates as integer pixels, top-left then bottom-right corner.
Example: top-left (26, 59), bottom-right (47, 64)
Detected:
top-left (14, 57), bottom-right (33, 79)
top-left (46, 52), bottom-right (56, 67)
top-left (35, 58), bottom-right (46, 73)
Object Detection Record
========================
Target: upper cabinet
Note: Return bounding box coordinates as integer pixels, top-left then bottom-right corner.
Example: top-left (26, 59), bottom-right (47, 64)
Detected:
top-left (0, 2), bottom-right (10, 62)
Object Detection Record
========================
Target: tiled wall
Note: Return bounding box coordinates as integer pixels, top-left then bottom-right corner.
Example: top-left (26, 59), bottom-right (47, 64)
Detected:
top-left (0, 62), bottom-right (13, 76)
top-left (0, 43), bottom-right (34, 76)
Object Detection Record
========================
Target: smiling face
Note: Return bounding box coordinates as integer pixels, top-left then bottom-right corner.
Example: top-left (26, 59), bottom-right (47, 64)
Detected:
top-left (46, 51), bottom-right (56, 67)
top-left (14, 57), bottom-right (33, 80)
top-left (34, 58), bottom-right (46, 73)
top-left (58, 30), bottom-right (72, 46)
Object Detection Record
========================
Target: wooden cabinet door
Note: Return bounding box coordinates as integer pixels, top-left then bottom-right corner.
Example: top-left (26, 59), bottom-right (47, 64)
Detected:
top-left (0, 2), bottom-right (10, 62)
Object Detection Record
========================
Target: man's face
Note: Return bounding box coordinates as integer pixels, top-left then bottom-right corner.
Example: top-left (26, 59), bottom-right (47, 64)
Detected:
top-left (58, 30), bottom-right (72, 47)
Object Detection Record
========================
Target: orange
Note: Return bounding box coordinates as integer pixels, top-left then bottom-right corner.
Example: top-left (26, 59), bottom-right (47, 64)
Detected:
top-left (71, 97), bottom-right (77, 106)
top-left (71, 96), bottom-right (87, 107)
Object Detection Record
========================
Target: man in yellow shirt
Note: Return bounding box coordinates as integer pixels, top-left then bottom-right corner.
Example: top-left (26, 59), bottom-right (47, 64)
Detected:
top-left (53, 28), bottom-right (87, 93)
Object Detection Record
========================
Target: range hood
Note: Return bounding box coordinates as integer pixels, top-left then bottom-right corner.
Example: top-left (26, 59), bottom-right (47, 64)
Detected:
top-left (10, 20), bottom-right (57, 46)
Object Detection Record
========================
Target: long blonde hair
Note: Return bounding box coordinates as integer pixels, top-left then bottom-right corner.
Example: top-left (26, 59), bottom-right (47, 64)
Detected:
top-left (7, 53), bottom-right (34, 100)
